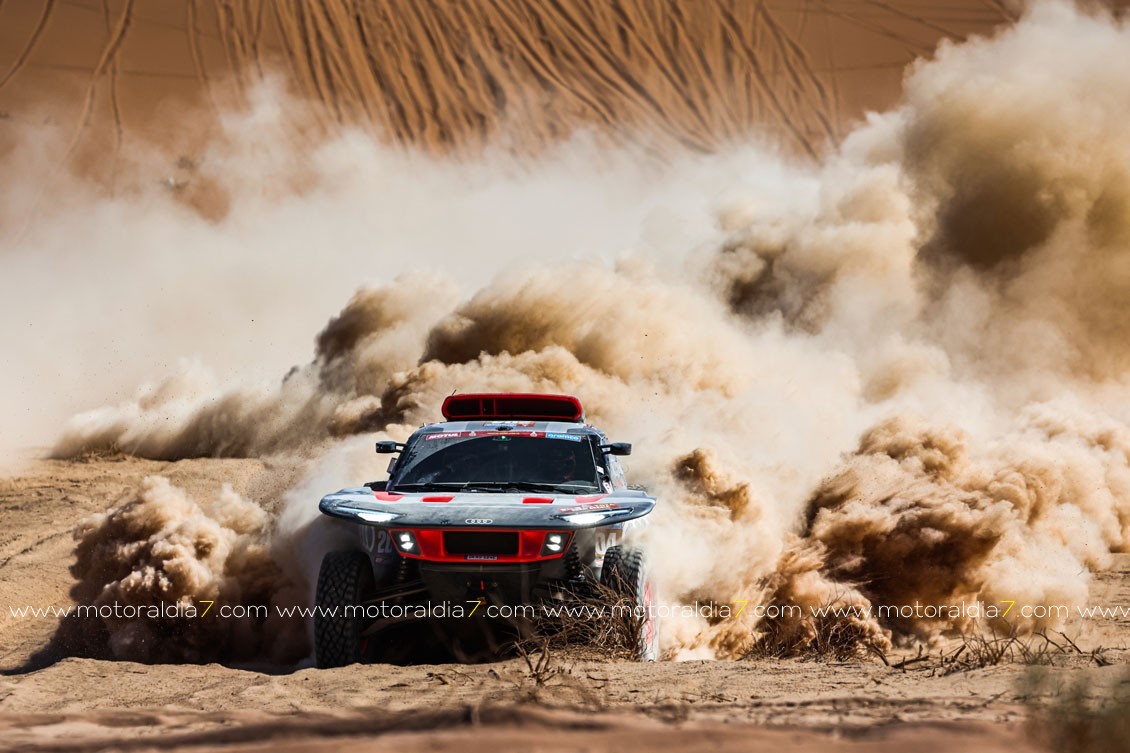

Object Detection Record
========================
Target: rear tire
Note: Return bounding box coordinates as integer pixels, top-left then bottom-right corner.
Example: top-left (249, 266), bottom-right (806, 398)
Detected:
top-left (314, 550), bottom-right (375, 668)
top-left (600, 546), bottom-right (659, 661)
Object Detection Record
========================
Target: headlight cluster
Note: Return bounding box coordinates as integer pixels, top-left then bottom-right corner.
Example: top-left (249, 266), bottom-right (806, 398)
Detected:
top-left (541, 531), bottom-right (570, 556)
top-left (393, 530), bottom-right (418, 553)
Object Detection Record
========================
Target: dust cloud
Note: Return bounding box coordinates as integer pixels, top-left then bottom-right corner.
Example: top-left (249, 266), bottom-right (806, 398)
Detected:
top-left (63, 476), bottom-right (307, 663)
top-left (45, 2), bottom-right (1130, 658)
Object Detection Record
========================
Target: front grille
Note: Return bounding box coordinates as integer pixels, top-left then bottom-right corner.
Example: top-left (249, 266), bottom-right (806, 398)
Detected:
top-left (443, 531), bottom-right (520, 555)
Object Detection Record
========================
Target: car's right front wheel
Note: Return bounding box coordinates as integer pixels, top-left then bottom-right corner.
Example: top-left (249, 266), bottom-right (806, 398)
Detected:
top-left (600, 545), bottom-right (659, 661)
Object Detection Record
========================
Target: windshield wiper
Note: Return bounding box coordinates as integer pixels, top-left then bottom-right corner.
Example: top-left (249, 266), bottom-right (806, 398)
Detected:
top-left (391, 482), bottom-right (479, 492)
top-left (549, 482), bottom-right (603, 493)
top-left (391, 481), bottom-right (601, 494)
top-left (463, 481), bottom-right (601, 494)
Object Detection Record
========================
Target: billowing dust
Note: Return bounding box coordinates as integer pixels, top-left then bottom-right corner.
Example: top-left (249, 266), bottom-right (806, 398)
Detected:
top-left (41, 3), bottom-right (1130, 661)
top-left (64, 476), bottom-right (307, 663)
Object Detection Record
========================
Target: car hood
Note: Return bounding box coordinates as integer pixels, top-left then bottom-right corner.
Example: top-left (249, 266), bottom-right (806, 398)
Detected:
top-left (318, 487), bottom-right (655, 530)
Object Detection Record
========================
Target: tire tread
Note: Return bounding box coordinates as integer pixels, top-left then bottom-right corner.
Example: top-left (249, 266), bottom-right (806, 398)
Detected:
top-left (314, 550), bottom-right (374, 668)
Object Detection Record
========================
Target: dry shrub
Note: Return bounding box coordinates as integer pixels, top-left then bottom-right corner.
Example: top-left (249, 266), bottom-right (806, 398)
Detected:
top-left (934, 629), bottom-right (1109, 676)
top-left (871, 629), bottom-right (1110, 676)
top-left (515, 639), bottom-right (559, 686)
top-left (746, 614), bottom-right (882, 662)
top-left (517, 582), bottom-right (646, 661)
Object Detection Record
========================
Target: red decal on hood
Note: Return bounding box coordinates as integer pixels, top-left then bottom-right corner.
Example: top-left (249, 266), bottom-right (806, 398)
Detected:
top-left (560, 502), bottom-right (620, 514)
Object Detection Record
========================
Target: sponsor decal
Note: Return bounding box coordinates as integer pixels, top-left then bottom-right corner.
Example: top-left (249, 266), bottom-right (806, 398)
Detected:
top-left (545, 432), bottom-right (583, 442)
top-left (465, 554), bottom-right (499, 561)
top-left (423, 429), bottom-right (579, 443)
top-left (559, 502), bottom-right (620, 514)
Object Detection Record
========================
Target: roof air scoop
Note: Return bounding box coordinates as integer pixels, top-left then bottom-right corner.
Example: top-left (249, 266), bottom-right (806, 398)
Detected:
top-left (440, 393), bottom-right (584, 422)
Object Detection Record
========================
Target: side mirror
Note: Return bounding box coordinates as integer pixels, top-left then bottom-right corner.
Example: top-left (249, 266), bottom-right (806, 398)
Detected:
top-left (602, 442), bottom-right (632, 456)
top-left (375, 441), bottom-right (403, 454)
top-left (364, 480), bottom-right (388, 491)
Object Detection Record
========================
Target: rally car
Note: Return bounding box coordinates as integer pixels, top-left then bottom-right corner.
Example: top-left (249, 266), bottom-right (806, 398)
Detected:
top-left (314, 393), bottom-right (658, 665)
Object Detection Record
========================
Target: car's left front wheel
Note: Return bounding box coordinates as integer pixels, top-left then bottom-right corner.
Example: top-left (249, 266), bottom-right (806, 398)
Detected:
top-left (314, 550), bottom-right (375, 668)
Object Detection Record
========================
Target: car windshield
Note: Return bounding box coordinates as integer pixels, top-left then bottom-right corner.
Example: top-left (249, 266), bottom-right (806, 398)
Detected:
top-left (392, 432), bottom-right (602, 492)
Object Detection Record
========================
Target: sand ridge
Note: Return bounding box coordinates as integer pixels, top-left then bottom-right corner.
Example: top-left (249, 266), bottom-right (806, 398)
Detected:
top-left (0, 0), bottom-right (1020, 160)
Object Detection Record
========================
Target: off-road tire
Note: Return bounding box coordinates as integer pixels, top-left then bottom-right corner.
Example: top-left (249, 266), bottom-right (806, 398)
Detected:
top-left (600, 546), bottom-right (659, 661)
top-left (599, 545), bottom-right (623, 588)
top-left (314, 550), bottom-right (375, 668)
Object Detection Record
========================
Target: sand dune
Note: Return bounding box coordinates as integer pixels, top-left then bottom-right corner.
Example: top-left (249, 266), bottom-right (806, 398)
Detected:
top-left (0, 0), bottom-right (1021, 160)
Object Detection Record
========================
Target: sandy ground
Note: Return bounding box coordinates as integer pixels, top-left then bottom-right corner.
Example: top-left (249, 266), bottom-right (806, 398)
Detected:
top-left (2, 457), bottom-right (1127, 751)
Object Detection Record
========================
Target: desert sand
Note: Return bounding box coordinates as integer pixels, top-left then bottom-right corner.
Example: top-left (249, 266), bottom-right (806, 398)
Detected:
top-left (4, 2), bottom-right (1130, 752)
top-left (3, 456), bottom-right (1127, 752)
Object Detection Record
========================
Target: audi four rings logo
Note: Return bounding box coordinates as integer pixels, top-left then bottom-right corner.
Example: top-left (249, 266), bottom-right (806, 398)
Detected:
top-left (465, 518), bottom-right (493, 525)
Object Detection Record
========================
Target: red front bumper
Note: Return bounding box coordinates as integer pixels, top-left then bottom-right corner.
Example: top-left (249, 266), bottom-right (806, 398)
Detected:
top-left (390, 528), bottom-right (572, 563)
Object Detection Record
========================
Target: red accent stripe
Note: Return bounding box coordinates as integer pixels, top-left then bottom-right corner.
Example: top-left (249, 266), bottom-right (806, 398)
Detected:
top-left (573, 494), bottom-right (608, 504)
top-left (421, 495), bottom-right (453, 503)
top-left (373, 490), bottom-right (402, 501)
top-left (522, 497), bottom-right (553, 504)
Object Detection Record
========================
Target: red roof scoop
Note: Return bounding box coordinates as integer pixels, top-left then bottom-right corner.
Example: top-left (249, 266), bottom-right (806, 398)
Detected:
top-left (441, 393), bottom-right (584, 422)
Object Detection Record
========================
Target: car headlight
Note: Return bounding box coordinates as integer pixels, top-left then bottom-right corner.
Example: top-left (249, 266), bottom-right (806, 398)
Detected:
top-left (541, 531), bottom-right (571, 556)
top-left (394, 530), bottom-right (418, 553)
top-left (337, 506), bottom-right (400, 524)
top-left (561, 511), bottom-right (609, 525)
top-left (555, 508), bottom-right (633, 526)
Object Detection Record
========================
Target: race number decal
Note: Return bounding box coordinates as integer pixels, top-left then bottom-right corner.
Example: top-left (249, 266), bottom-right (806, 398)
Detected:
top-left (595, 528), bottom-right (621, 555)
top-left (364, 527), bottom-right (394, 555)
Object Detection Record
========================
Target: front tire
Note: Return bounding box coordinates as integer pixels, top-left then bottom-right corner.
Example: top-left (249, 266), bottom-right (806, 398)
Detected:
top-left (314, 550), bottom-right (375, 668)
top-left (601, 546), bottom-right (659, 661)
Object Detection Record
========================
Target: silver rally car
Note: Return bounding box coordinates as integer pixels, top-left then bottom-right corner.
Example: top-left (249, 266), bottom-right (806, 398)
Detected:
top-left (315, 393), bottom-right (658, 665)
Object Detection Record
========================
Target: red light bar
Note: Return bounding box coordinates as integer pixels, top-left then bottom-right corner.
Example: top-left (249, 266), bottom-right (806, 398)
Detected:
top-left (441, 393), bottom-right (584, 422)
